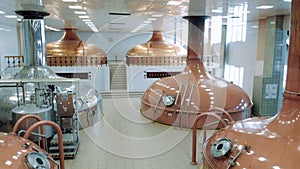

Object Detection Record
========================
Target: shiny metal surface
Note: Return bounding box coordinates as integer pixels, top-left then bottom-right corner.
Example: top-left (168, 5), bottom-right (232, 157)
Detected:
top-left (46, 28), bottom-right (106, 66)
top-left (12, 104), bottom-right (53, 138)
top-left (22, 19), bottom-right (46, 67)
top-left (202, 0), bottom-right (300, 168)
top-left (127, 31), bottom-right (186, 58)
top-left (0, 132), bottom-right (56, 169)
top-left (140, 16), bottom-right (252, 128)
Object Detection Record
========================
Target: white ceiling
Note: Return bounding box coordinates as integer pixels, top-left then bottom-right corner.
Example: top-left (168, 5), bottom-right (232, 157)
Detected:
top-left (0, 0), bottom-right (292, 33)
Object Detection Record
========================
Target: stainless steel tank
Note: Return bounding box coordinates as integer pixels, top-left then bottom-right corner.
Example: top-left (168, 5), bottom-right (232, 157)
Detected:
top-left (12, 104), bottom-right (53, 138)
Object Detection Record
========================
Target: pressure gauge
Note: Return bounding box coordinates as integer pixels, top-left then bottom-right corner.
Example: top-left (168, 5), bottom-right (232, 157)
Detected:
top-left (163, 94), bottom-right (175, 106)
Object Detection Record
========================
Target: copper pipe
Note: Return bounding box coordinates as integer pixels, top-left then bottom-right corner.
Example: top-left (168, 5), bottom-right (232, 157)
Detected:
top-left (24, 121), bottom-right (65, 169)
top-left (191, 113), bottom-right (227, 165)
top-left (11, 114), bottom-right (46, 150)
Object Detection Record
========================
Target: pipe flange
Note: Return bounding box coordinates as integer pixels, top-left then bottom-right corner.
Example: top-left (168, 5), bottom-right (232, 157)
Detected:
top-left (26, 152), bottom-right (50, 169)
top-left (211, 138), bottom-right (233, 159)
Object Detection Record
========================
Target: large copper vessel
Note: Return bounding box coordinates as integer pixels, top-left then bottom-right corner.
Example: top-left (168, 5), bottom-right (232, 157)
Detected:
top-left (202, 0), bottom-right (300, 168)
top-left (126, 31), bottom-right (187, 65)
top-left (140, 16), bottom-right (252, 128)
top-left (46, 28), bottom-right (106, 66)
top-left (0, 114), bottom-right (65, 169)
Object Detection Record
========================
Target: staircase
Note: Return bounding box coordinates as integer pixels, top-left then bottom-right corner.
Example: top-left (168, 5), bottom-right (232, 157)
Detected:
top-left (109, 61), bottom-right (127, 90)
top-left (100, 90), bottom-right (144, 99)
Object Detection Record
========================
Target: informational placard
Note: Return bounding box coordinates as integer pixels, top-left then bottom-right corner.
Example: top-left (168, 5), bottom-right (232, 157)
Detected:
top-left (265, 84), bottom-right (278, 99)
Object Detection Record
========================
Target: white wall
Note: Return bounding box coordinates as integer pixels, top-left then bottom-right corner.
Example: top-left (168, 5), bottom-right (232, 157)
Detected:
top-left (226, 21), bottom-right (259, 99)
top-left (0, 24), bottom-right (19, 72)
top-left (127, 65), bottom-right (185, 92)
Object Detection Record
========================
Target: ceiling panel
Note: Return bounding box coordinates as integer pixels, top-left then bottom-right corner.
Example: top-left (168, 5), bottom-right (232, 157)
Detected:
top-left (0, 0), bottom-right (292, 33)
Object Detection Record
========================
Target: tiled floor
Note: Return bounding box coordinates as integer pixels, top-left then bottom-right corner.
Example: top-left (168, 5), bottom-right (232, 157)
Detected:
top-left (65, 96), bottom-right (210, 169)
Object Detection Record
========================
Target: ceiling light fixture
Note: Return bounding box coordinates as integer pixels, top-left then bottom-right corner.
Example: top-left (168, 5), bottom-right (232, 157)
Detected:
top-left (78, 15), bottom-right (89, 18)
top-left (74, 11), bottom-right (87, 15)
top-left (167, 1), bottom-right (183, 6)
top-left (152, 14), bottom-right (163, 17)
top-left (62, 0), bottom-right (78, 2)
top-left (283, 0), bottom-right (292, 2)
top-left (0, 11), bottom-right (5, 14)
top-left (256, 5), bottom-right (274, 9)
top-left (4, 15), bottom-right (17, 18)
top-left (68, 5), bottom-right (83, 9)
top-left (82, 19), bottom-right (91, 22)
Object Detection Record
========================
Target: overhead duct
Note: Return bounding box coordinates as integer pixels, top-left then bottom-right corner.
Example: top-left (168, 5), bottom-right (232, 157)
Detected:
top-left (140, 16), bottom-right (252, 128)
top-left (14, 2), bottom-right (60, 79)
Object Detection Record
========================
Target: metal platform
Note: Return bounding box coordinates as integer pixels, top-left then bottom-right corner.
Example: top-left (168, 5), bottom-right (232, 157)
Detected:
top-left (49, 133), bottom-right (79, 159)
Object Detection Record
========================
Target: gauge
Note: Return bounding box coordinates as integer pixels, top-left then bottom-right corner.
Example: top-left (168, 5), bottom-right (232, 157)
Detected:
top-left (163, 94), bottom-right (175, 106)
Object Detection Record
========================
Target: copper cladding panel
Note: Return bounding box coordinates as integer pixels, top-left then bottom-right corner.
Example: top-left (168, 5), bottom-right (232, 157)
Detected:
top-left (202, 0), bottom-right (300, 168)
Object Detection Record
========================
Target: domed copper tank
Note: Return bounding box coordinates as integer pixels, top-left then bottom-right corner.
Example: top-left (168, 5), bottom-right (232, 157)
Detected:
top-left (202, 1), bottom-right (300, 168)
top-left (140, 16), bottom-right (252, 128)
top-left (46, 28), bottom-right (106, 66)
top-left (0, 131), bottom-right (57, 169)
top-left (126, 31), bottom-right (187, 65)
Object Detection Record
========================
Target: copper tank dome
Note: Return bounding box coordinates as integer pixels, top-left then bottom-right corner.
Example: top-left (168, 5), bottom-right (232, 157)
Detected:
top-left (202, 0), bottom-right (300, 168)
top-left (46, 28), bottom-right (106, 66)
top-left (140, 16), bottom-right (252, 128)
top-left (127, 31), bottom-right (186, 57)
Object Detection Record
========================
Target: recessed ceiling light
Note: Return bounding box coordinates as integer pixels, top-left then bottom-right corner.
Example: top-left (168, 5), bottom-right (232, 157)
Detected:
top-left (5, 15), bottom-right (17, 18)
top-left (68, 5), bottom-right (82, 9)
top-left (78, 15), bottom-right (89, 19)
top-left (0, 11), bottom-right (5, 14)
top-left (256, 5), bottom-right (274, 9)
top-left (283, 0), bottom-right (292, 2)
top-left (167, 1), bottom-right (183, 6)
top-left (62, 0), bottom-right (78, 2)
top-left (82, 19), bottom-right (91, 22)
top-left (74, 11), bottom-right (86, 15)
top-left (147, 18), bottom-right (157, 21)
top-left (152, 14), bottom-right (163, 17)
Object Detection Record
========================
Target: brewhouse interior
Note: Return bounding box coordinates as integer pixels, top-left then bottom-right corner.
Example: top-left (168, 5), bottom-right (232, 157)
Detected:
top-left (0, 0), bottom-right (297, 169)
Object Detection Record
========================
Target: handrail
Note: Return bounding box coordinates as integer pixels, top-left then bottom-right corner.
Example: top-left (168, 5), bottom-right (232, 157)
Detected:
top-left (190, 112), bottom-right (228, 165)
top-left (46, 55), bottom-right (107, 67)
top-left (126, 55), bottom-right (187, 66)
top-left (186, 84), bottom-right (195, 128)
top-left (11, 114), bottom-right (46, 150)
top-left (23, 121), bottom-right (65, 169)
top-left (180, 83), bottom-right (189, 127)
top-left (152, 91), bottom-right (165, 121)
top-left (173, 83), bottom-right (183, 125)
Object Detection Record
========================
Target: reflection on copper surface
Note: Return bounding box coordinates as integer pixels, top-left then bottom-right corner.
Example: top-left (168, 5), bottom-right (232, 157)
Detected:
top-left (46, 28), bottom-right (106, 66)
top-left (140, 16), bottom-right (252, 129)
top-left (202, 0), bottom-right (300, 168)
top-left (126, 31), bottom-right (187, 66)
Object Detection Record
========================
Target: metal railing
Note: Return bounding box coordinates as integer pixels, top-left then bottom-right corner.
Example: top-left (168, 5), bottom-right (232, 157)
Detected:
top-left (4, 56), bottom-right (24, 68)
top-left (126, 56), bottom-right (186, 66)
top-left (46, 56), bottom-right (107, 67)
